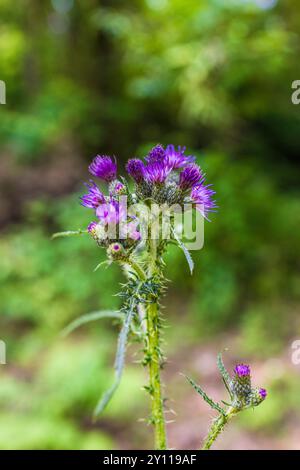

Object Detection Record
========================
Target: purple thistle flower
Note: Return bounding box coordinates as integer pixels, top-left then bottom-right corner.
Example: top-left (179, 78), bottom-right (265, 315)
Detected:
top-left (179, 164), bottom-right (203, 191)
top-left (145, 144), bottom-right (166, 164)
top-left (259, 388), bottom-right (267, 399)
top-left (126, 159), bottom-right (146, 183)
top-left (165, 144), bottom-right (195, 169)
top-left (80, 181), bottom-right (105, 209)
top-left (145, 161), bottom-right (171, 184)
top-left (96, 199), bottom-right (127, 225)
top-left (191, 182), bottom-right (217, 219)
top-left (234, 364), bottom-right (251, 377)
top-left (89, 155), bottom-right (117, 182)
top-left (87, 221), bottom-right (98, 233)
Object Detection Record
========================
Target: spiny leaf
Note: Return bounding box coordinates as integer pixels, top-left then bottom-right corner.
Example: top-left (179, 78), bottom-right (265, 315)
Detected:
top-left (94, 260), bottom-right (112, 272)
top-left (94, 284), bottom-right (141, 417)
top-left (52, 229), bottom-right (87, 239)
top-left (217, 351), bottom-right (231, 382)
top-left (61, 310), bottom-right (122, 337)
top-left (93, 381), bottom-right (120, 420)
top-left (217, 351), bottom-right (233, 399)
top-left (172, 229), bottom-right (194, 275)
top-left (93, 305), bottom-right (135, 416)
top-left (185, 375), bottom-right (226, 416)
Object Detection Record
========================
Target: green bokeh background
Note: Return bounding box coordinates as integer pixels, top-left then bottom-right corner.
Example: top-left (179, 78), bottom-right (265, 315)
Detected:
top-left (0, 0), bottom-right (300, 449)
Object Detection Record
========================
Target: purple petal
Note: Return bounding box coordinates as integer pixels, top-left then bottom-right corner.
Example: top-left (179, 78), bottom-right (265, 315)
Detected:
top-left (80, 180), bottom-right (105, 209)
top-left (89, 155), bottom-right (117, 182)
top-left (234, 364), bottom-right (251, 377)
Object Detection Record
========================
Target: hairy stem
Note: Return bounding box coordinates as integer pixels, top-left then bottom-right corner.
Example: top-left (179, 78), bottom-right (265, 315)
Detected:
top-left (126, 258), bottom-right (147, 281)
top-left (146, 236), bottom-right (167, 450)
top-left (147, 300), bottom-right (166, 449)
top-left (201, 407), bottom-right (236, 450)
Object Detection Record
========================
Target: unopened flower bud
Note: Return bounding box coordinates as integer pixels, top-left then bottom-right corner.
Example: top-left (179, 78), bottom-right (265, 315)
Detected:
top-left (87, 221), bottom-right (98, 236)
top-left (230, 364), bottom-right (252, 400)
top-left (259, 388), bottom-right (267, 399)
top-left (107, 242), bottom-right (127, 261)
top-left (247, 387), bottom-right (267, 407)
top-left (87, 221), bottom-right (107, 245)
top-left (109, 180), bottom-right (127, 196)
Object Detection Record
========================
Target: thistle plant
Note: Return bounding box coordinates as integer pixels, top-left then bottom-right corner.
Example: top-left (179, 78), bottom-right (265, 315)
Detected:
top-left (53, 143), bottom-right (266, 450)
top-left (54, 145), bottom-right (266, 449)
top-left (186, 352), bottom-right (267, 450)
top-left (54, 144), bottom-right (216, 448)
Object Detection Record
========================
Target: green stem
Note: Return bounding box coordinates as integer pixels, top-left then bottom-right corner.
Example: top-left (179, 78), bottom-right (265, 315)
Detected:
top-left (147, 300), bottom-right (167, 449)
top-left (127, 258), bottom-right (147, 281)
top-left (124, 243), bottom-right (167, 448)
top-left (146, 236), bottom-right (167, 450)
top-left (201, 407), bottom-right (236, 450)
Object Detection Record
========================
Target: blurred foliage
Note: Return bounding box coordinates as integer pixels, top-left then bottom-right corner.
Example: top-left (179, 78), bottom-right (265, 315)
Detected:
top-left (0, 0), bottom-right (300, 167)
top-left (0, 0), bottom-right (300, 449)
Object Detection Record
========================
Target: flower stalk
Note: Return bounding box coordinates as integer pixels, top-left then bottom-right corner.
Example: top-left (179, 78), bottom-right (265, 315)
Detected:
top-left (201, 407), bottom-right (236, 450)
top-left (145, 235), bottom-right (167, 449)
top-left (146, 300), bottom-right (167, 449)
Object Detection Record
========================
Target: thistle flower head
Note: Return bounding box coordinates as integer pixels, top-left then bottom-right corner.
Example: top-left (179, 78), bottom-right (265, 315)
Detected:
top-left (81, 181), bottom-right (105, 209)
top-left (89, 155), bottom-right (117, 182)
top-left (165, 144), bottom-right (195, 169)
top-left (146, 144), bottom-right (166, 164)
top-left (126, 159), bottom-right (146, 183)
top-left (230, 363), bottom-right (252, 402)
top-left (179, 164), bottom-right (203, 191)
top-left (191, 182), bottom-right (217, 219)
